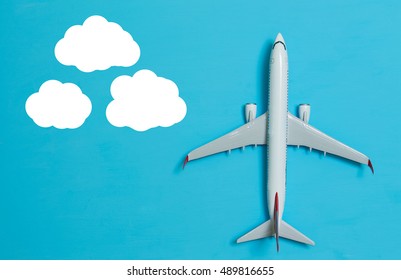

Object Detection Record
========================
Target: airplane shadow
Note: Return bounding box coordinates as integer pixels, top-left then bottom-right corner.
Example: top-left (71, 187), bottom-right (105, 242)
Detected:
top-left (259, 40), bottom-right (272, 118)
top-left (174, 155), bottom-right (186, 174)
top-left (259, 40), bottom-right (272, 218)
top-left (228, 40), bottom-right (275, 253)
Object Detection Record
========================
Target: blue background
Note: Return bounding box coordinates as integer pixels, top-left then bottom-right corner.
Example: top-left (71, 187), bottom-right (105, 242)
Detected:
top-left (0, 0), bottom-right (400, 259)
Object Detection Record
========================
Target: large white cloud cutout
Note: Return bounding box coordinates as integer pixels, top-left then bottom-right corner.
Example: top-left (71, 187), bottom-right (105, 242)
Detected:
top-left (25, 80), bottom-right (92, 129)
top-left (55, 15), bottom-right (140, 72)
top-left (106, 70), bottom-right (187, 132)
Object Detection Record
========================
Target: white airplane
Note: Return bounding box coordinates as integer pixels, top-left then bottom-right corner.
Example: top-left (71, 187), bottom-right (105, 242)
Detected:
top-left (183, 33), bottom-right (373, 251)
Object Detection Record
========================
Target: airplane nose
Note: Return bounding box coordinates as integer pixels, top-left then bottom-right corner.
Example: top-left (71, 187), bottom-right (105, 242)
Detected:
top-left (273, 33), bottom-right (286, 50)
top-left (275, 33), bottom-right (285, 44)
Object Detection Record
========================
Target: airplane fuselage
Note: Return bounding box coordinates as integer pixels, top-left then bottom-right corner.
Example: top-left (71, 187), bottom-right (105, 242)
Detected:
top-left (267, 36), bottom-right (288, 226)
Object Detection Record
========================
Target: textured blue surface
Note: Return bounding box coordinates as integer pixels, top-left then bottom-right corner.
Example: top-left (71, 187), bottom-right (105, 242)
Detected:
top-left (0, 0), bottom-right (400, 259)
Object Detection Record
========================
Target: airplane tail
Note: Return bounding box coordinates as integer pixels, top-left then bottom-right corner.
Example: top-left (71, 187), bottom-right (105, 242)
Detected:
top-left (236, 219), bottom-right (315, 250)
top-left (237, 192), bottom-right (314, 251)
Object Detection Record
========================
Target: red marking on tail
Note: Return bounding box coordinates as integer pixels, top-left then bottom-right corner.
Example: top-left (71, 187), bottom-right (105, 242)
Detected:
top-left (275, 192), bottom-right (279, 212)
top-left (274, 192), bottom-right (279, 252)
top-left (183, 156), bottom-right (189, 169)
top-left (368, 160), bottom-right (374, 174)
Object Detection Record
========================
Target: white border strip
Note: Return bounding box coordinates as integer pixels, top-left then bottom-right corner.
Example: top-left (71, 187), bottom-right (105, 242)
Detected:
top-left (0, 260), bottom-right (400, 280)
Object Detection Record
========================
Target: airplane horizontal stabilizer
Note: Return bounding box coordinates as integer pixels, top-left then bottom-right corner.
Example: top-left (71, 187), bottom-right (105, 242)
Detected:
top-left (279, 220), bottom-right (315, 246)
top-left (236, 220), bottom-right (274, 243)
top-left (237, 219), bottom-right (314, 246)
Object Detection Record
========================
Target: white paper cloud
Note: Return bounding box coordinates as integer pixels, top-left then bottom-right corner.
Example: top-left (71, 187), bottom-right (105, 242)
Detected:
top-left (106, 70), bottom-right (187, 131)
top-left (25, 80), bottom-right (92, 129)
top-left (55, 15), bottom-right (140, 72)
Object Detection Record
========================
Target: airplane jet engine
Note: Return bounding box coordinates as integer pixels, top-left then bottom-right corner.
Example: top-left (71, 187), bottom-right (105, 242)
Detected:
top-left (245, 103), bottom-right (257, 122)
top-left (298, 104), bottom-right (310, 124)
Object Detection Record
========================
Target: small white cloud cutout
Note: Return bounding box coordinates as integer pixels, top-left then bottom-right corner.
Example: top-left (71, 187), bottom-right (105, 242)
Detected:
top-left (25, 80), bottom-right (92, 129)
top-left (55, 15), bottom-right (140, 72)
top-left (106, 70), bottom-right (187, 132)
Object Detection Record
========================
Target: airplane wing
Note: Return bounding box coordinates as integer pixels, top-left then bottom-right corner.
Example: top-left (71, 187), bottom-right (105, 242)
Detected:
top-left (185, 113), bottom-right (267, 165)
top-left (287, 113), bottom-right (374, 173)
